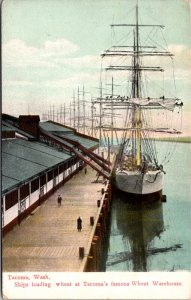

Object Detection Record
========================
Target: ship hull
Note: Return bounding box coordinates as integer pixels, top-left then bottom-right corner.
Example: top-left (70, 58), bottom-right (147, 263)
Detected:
top-left (115, 170), bottom-right (163, 195)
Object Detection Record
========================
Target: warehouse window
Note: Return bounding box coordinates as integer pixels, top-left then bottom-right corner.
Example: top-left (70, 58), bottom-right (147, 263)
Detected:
top-left (20, 184), bottom-right (29, 200)
top-left (40, 174), bottom-right (46, 187)
top-left (74, 157), bottom-right (78, 164)
top-left (5, 190), bottom-right (18, 210)
top-left (47, 170), bottom-right (53, 181)
top-left (54, 168), bottom-right (58, 177)
top-left (63, 162), bottom-right (68, 170)
top-left (31, 178), bottom-right (39, 193)
top-left (59, 165), bottom-right (64, 174)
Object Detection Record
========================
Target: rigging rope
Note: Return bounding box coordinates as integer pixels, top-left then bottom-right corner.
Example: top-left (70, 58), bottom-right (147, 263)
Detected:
top-left (171, 58), bottom-right (177, 97)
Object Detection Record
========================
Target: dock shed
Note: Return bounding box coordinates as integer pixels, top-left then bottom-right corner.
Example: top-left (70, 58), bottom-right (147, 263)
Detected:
top-left (1, 114), bottom-right (99, 235)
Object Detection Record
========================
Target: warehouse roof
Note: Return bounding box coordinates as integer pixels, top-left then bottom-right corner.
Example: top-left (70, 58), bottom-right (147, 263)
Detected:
top-left (2, 124), bottom-right (14, 132)
top-left (40, 121), bottom-right (98, 149)
top-left (57, 132), bottom-right (97, 149)
top-left (2, 175), bottom-right (20, 191)
top-left (2, 115), bottom-right (99, 194)
top-left (2, 139), bottom-right (71, 193)
top-left (40, 122), bottom-right (73, 134)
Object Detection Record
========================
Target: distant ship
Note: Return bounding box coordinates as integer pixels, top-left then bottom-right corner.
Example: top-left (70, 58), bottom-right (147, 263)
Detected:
top-left (99, 3), bottom-right (183, 196)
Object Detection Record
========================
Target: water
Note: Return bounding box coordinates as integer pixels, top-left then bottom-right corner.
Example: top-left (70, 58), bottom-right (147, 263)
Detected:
top-left (104, 142), bottom-right (191, 271)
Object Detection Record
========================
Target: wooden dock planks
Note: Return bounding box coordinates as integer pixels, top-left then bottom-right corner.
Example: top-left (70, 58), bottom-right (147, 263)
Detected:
top-left (3, 166), bottom-right (106, 272)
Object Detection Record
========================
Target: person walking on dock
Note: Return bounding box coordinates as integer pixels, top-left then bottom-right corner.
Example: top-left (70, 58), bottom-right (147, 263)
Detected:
top-left (57, 194), bottom-right (62, 207)
top-left (77, 217), bottom-right (82, 232)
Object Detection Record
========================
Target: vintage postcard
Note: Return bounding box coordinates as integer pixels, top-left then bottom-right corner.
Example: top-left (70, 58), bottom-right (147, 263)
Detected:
top-left (1, 0), bottom-right (191, 299)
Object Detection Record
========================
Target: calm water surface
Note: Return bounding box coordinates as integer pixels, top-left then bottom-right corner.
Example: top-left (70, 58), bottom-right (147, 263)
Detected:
top-left (104, 142), bottom-right (191, 271)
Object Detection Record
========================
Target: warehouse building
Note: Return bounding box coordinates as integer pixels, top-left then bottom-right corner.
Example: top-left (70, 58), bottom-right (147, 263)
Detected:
top-left (1, 114), bottom-right (99, 235)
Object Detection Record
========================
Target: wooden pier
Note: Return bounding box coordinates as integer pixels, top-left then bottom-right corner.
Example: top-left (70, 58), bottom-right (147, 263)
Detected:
top-left (2, 165), bottom-right (112, 272)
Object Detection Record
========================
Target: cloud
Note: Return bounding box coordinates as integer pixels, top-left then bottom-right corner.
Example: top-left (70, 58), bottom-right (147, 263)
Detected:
top-left (3, 80), bottom-right (35, 87)
top-left (146, 44), bottom-right (191, 75)
top-left (57, 55), bottom-right (101, 69)
top-left (2, 38), bottom-right (100, 72)
top-left (168, 44), bottom-right (191, 69)
top-left (45, 72), bottom-right (101, 88)
top-left (2, 38), bottom-right (102, 97)
top-left (3, 39), bottom-right (55, 67)
top-left (44, 39), bottom-right (79, 56)
top-left (124, 44), bottom-right (191, 85)
top-left (3, 39), bottom-right (191, 108)
top-left (167, 45), bottom-right (191, 82)
top-left (2, 38), bottom-right (80, 68)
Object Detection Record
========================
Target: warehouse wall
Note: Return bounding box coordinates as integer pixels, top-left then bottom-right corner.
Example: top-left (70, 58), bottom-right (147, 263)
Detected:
top-left (2, 159), bottom-right (83, 236)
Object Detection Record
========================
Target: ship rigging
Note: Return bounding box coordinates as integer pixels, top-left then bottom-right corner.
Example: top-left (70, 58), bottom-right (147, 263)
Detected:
top-left (93, 3), bottom-right (183, 195)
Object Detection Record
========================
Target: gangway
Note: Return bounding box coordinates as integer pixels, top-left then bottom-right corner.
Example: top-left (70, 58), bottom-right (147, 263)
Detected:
top-left (53, 133), bottom-right (111, 173)
top-left (39, 128), bottom-right (111, 180)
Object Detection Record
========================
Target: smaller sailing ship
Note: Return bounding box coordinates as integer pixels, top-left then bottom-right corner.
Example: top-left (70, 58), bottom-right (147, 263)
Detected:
top-left (99, 3), bottom-right (183, 196)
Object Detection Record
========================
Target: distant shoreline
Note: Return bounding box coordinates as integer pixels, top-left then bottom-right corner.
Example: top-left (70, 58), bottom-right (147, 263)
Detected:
top-left (151, 137), bottom-right (191, 143)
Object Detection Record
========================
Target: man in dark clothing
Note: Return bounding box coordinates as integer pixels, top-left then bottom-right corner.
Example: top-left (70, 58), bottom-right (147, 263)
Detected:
top-left (77, 217), bottom-right (82, 231)
top-left (57, 195), bottom-right (62, 207)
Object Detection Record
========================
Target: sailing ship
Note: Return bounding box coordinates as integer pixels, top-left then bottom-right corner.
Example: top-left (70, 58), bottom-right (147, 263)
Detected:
top-left (96, 3), bottom-right (183, 196)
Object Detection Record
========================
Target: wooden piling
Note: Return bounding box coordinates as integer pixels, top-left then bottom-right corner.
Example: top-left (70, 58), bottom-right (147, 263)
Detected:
top-left (81, 179), bottom-right (112, 272)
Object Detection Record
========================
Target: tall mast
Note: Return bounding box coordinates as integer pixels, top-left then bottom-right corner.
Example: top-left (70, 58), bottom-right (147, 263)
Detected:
top-left (106, 77), bottom-right (117, 147)
top-left (53, 104), bottom-right (55, 121)
top-left (60, 104), bottom-right (62, 124)
top-left (135, 4), bottom-right (141, 166)
top-left (64, 103), bottom-right (66, 125)
top-left (91, 97), bottom-right (94, 137)
top-left (49, 105), bottom-right (52, 121)
top-left (135, 4), bottom-right (139, 98)
top-left (83, 85), bottom-right (85, 134)
top-left (99, 82), bottom-right (102, 146)
top-left (132, 31), bottom-right (136, 161)
top-left (111, 77), bottom-right (114, 147)
top-left (73, 90), bottom-right (76, 129)
top-left (99, 0), bottom-right (179, 168)
top-left (70, 101), bottom-right (72, 127)
top-left (77, 86), bottom-right (80, 132)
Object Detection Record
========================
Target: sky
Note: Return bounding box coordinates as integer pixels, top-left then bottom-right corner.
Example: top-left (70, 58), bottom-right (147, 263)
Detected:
top-left (2, 0), bottom-right (191, 135)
